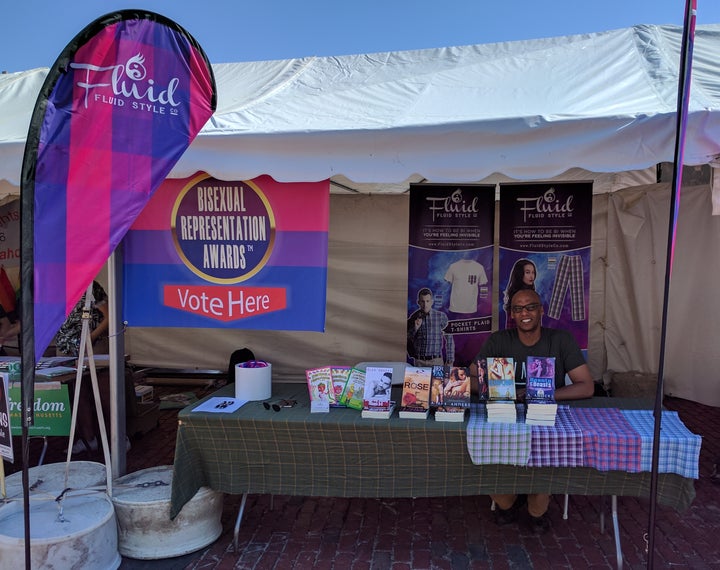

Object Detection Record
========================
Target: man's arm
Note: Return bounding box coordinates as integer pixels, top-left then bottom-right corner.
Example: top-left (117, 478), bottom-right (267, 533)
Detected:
top-left (407, 310), bottom-right (421, 336)
top-left (554, 363), bottom-right (594, 400)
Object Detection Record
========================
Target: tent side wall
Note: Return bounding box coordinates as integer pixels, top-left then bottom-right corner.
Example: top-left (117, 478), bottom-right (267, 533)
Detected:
top-left (124, 184), bottom-right (720, 407)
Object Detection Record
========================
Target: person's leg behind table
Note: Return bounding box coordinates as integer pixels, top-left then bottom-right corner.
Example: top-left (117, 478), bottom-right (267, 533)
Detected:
top-left (67, 373), bottom-right (100, 454)
top-left (71, 367), bottom-right (112, 455)
top-left (491, 493), bottom-right (551, 533)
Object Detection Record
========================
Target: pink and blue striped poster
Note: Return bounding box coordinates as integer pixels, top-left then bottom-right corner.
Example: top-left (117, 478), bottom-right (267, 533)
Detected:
top-left (122, 173), bottom-right (329, 330)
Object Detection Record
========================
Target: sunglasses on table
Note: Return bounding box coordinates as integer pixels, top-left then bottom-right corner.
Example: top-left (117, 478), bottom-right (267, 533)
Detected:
top-left (263, 399), bottom-right (297, 412)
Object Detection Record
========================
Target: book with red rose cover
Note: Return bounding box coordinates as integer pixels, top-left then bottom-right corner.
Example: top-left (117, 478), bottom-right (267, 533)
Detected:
top-left (398, 366), bottom-right (432, 419)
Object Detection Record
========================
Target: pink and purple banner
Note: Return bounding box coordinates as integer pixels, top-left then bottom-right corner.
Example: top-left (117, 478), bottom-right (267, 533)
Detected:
top-left (21, 11), bottom-right (216, 375)
top-left (122, 173), bottom-right (329, 330)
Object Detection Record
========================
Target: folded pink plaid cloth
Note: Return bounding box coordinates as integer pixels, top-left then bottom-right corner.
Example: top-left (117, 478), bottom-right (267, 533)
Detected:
top-left (572, 408), bottom-right (642, 472)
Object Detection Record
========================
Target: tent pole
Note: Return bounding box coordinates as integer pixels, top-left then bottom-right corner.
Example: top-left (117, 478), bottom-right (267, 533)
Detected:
top-left (108, 245), bottom-right (126, 478)
top-left (646, 1), bottom-right (696, 568)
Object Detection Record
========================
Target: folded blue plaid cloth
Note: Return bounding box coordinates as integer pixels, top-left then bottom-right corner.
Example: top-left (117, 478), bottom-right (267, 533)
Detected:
top-left (527, 406), bottom-right (584, 467)
top-left (467, 404), bottom-right (531, 465)
top-left (621, 410), bottom-right (701, 479)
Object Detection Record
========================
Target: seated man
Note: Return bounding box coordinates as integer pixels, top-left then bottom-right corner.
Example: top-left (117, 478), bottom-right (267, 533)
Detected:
top-left (471, 289), bottom-right (594, 533)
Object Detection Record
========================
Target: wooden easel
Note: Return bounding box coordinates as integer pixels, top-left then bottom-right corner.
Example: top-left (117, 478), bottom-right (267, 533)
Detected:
top-left (63, 283), bottom-right (113, 496)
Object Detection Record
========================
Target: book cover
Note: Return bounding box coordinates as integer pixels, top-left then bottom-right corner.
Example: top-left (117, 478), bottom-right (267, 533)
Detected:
top-left (305, 366), bottom-right (335, 405)
top-left (339, 368), bottom-right (366, 410)
top-left (363, 366), bottom-right (394, 410)
top-left (475, 358), bottom-right (489, 401)
top-left (487, 357), bottom-right (515, 380)
top-left (526, 356), bottom-right (556, 402)
top-left (398, 366), bottom-right (432, 418)
top-left (488, 378), bottom-right (517, 401)
top-left (429, 365), bottom-right (449, 408)
top-left (330, 366), bottom-right (351, 407)
top-left (442, 366), bottom-right (471, 407)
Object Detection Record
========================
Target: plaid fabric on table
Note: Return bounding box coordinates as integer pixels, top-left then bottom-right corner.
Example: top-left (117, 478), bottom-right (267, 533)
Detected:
top-left (572, 407), bottom-right (642, 472)
top-left (621, 410), bottom-right (701, 479)
top-left (467, 404), bottom-right (532, 466)
top-left (527, 405), bottom-right (584, 467)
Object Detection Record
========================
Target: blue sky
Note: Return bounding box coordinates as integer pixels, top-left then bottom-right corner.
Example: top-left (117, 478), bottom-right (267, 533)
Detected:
top-left (2, 1), bottom-right (719, 72)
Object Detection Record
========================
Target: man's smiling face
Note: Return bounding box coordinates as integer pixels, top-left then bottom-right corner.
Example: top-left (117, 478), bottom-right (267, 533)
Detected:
top-left (510, 289), bottom-right (543, 332)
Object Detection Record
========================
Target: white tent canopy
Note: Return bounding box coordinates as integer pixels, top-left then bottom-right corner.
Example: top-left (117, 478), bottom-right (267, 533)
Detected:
top-left (1, 24), bottom-right (720, 407)
top-left (2, 24), bottom-right (720, 189)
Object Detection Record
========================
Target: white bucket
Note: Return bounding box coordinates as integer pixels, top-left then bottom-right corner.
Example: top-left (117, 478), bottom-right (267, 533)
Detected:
top-left (0, 493), bottom-right (120, 570)
top-left (234, 360), bottom-right (272, 400)
top-left (112, 465), bottom-right (223, 559)
top-left (4, 461), bottom-right (107, 501)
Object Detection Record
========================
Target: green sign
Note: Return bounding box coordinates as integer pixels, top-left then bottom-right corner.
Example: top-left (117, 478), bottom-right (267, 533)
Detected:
top-left (9, 382), bottom-right (72, 436)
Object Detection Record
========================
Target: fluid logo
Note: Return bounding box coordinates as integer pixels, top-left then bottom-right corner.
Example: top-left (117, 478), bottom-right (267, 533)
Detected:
top-left (70, 53), bottom-right (182, 115)
top-left (516, 187), bottom-right (575, 222)
top-left (425, 189), bottom-right (480, 222)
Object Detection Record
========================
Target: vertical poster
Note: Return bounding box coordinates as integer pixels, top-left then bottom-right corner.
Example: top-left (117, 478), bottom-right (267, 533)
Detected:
top-left (407, 184), bottom-right (495, 367)
top-left (123, 173), bottom-right (329, 331)
top-left (0, 373), bottom-right (12, 463)
top-left (498, 182), bottom-right (593, 351)
top-left (0, 199), bottom-right (20, 272)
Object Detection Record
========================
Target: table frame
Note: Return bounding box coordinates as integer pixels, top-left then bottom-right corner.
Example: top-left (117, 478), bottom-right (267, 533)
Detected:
top-left (171, 384), bottom-right (696, 567)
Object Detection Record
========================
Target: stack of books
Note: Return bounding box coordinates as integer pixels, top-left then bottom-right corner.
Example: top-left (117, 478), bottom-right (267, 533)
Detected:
top-left (486, 399), bottom-right (518, 423)
top-left (486, 357), bottom-right (517, 423)
top-left (434, 405), bottom-right (468, 422)
top-left (525, 400), bottom-right (558, 426)
top-left (525, 356), bottom-right (557, 426)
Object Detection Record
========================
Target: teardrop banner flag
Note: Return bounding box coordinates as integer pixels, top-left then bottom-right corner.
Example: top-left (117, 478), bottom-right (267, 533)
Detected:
top-left (19, 11), bottom-right (217, 425)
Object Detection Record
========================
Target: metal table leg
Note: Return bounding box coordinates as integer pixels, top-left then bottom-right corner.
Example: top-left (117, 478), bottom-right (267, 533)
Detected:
top-left (233, 493), bottom-right (248, 553)
top-left (611, 495), bottom-right (623, 570)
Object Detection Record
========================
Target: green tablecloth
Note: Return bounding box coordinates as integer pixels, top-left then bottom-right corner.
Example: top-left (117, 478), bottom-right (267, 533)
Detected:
top-left (170, 384), bottom-right (694, 518)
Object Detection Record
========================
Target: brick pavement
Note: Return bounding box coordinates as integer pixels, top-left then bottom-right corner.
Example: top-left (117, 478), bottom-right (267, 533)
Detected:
top-left (9, 387), bottom-right (720, 569)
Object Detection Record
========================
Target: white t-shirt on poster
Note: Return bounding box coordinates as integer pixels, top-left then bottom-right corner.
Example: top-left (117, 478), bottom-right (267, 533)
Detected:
top-left (444, 259), bottom-right (488, 313)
